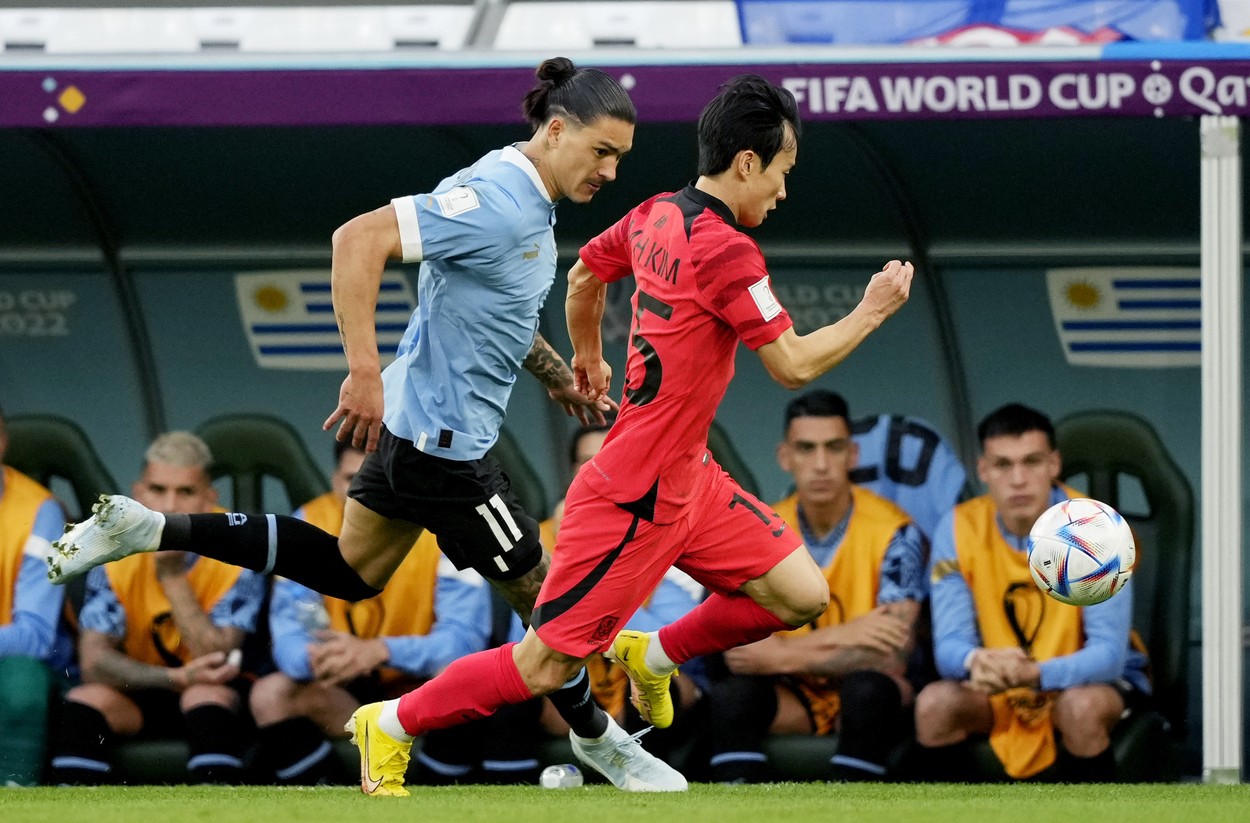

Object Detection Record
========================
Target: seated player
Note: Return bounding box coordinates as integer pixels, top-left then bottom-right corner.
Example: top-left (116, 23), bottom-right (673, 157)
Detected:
top-left (48, 433), bottom-right (264, 785)
top-left (915, 403), bottom-right (1150, 782)
top-left (706, 390), bottom-right (926, 782)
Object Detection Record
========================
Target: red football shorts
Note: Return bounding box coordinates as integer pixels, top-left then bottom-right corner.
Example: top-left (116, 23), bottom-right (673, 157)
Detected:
top-left (532, 462), bottom-right (802, 656)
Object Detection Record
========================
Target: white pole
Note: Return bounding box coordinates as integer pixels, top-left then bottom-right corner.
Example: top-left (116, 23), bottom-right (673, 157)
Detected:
top-left (1200, 114), bottom-right (1243, 785)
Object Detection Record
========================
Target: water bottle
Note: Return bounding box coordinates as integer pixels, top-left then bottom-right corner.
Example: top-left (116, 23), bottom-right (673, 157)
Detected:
top-left (539, 764), bottom-right (584, 789)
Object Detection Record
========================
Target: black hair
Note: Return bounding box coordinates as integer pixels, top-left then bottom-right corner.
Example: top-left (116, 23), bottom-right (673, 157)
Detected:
top-left (521, 57), bottom-right (636, 132)
top-left (333, 438), bottom-right (365, 468)
top-left (568, 417), bottom-right (615, 466)
top-left (977, 403), bottom-right (1055, 450)
top-left (697, 75), bottom-right (801, 177)
top-left (783, 389), bottom-right (849, 432)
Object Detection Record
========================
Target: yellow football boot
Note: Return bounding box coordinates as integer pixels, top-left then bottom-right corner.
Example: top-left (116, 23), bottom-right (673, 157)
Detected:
top-left (345, 702), bottom-right (412, 797)
top-left (606, 630), bottom-right (676, 729)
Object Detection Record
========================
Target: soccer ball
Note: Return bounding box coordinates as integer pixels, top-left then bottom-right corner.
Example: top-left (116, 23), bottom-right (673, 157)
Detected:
top-left (1027, 498), bottom-right (1135, 607)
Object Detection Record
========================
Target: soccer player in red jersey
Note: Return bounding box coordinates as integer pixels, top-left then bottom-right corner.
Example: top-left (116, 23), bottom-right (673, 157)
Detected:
top-left (350, 75), bottom-right (913, 788)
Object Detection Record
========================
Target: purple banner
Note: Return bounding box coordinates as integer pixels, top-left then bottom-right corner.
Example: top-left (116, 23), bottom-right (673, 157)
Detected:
top-left (5, 59), bottom-right (1250, 127)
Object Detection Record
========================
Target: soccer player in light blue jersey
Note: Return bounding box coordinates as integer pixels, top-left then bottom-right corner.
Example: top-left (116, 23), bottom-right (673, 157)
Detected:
top-left (51, 58), bottom-right (686, 793)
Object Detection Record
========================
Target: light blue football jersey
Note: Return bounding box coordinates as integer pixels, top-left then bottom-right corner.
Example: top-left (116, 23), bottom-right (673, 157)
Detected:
top-left (850, 413), bottom-right (968, 540)
top-left (384, 145), bottom-right (557, 461)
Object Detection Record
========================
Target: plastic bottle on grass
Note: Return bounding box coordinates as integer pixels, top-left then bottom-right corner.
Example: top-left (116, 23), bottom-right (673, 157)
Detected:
top-left (539, 764), bottom-right (584, 788)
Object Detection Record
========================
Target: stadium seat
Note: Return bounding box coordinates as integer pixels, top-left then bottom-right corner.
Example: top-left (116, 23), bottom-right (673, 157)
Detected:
top-left (4, 414), bottom-right (119, 630)
top-left (1053, 409), bottom-right (1193, 780)
top-left (707, 418), bottom-right (762, 499)
top-left (492, 1), bottom-right (741, 50)
top-left (4, 413), bottom-right (119, 518)
top-left (195, 413), bottom-right (329, 514)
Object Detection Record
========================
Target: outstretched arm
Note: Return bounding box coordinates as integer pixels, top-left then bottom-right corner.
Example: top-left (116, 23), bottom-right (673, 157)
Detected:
top-left (757, 260), bottom-right (913, 389)
top-left (324, 204), bottom-right (403, 452)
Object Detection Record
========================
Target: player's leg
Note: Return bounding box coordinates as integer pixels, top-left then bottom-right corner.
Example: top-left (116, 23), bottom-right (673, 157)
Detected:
top-left (181, 682), bottom-right (248, 784)
top-left (347, 486), bottom-right (688, 795)
top-left (910, 678), bottom-right (992, 781)
top-left (414, 456), bottom-right (610, 743)
top-left (1051, 683), bottom-right (1124, 781)
top-left (48, 684), bottom-right (142, 784)
top-left (830, 670), bottom-right (908, 780)
top-left (49, 430), bottom-right (421, 601)
top-left (610, 473), bottom-right (821, 727)
top-left (706, 675), bottom-right (784, 783)
top-left (345, 631), bottom-right (582, 796)
top-left (0, 655), bottom-right (53, 786)
top-left (250, 672), bottom-right (355, 785)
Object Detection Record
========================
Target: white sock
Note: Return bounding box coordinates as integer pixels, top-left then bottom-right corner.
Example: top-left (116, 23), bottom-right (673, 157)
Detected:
top-left (377, 699), bottom-right (414, 743)
top-left (644, 631), bottom-right (677, 674)
top-left (144, 512), bottom-right (166, 551)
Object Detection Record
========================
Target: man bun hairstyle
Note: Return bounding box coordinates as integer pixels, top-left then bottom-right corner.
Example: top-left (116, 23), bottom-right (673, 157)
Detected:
top-left (522, 56), bottom-right (637, 132)
top-left (697, 74), bottom-right (801, 177)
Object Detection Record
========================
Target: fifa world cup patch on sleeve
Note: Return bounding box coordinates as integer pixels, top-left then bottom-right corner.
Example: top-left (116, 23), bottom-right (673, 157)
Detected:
top-left (435, 186), bottom-right (480, 217)
top-left (748, 276), bottom-right (783, 321)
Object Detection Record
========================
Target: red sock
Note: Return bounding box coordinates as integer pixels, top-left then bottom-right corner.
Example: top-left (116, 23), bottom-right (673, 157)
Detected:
top-left (395, 643), bottom-right (533, 736)
top-left (658, 592), bottom-right (791, 664)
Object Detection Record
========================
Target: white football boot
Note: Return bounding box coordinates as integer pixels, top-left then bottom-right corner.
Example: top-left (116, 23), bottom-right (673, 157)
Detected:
top-left (570, 718), bottom-right (688, 792)
top-left (48, 494), bottom-right (162, 583)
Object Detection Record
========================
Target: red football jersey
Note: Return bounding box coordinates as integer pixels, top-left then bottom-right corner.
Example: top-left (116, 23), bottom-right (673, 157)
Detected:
top-left (578, 185), bottom-right (793, 523)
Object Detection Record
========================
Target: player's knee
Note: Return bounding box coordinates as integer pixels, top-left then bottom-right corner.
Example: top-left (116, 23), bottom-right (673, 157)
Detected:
top-left (1053, 686), bottom-right (1118, 740)
top-left (249, 673), bottom-right (300, 725)
top-left (775, 578), bottom-right (829, 626)
top-left (913, 680), bottom-right (962, 745)
top-left (534, 657), bottom-right (586, 695)
top-left (181, 685), bottom-right (240, 713)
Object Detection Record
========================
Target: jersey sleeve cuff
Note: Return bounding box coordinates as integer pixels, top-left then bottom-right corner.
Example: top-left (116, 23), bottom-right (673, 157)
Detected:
top-left (391, 196), bottom-right (424, 263)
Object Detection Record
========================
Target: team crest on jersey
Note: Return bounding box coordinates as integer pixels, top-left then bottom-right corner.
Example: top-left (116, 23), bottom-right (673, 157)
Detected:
top-left (749, 276), bottom-right (783, 321)
top-left (435, 186), bottom-right (480, 217)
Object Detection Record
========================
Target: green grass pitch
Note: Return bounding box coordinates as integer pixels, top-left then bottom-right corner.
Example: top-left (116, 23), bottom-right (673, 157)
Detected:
top-left (3, 784), bottom-right (1249, 823)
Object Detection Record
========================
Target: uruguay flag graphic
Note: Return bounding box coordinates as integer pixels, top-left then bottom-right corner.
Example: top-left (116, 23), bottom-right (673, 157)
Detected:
top-left (1046, 268), bottom-right (1200, 368)
top-left (235, 270), bottom-right (416, 370)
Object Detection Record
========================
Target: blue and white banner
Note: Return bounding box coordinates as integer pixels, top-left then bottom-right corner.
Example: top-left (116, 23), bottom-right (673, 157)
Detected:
top-left (235, 270), bottom-right (415, 370)
top-left (1046, 267), bottom-right (1200, 367)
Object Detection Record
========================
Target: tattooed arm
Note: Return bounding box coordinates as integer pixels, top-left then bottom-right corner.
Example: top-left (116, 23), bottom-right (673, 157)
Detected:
top-left (524, 332), bottom-right (616, 425)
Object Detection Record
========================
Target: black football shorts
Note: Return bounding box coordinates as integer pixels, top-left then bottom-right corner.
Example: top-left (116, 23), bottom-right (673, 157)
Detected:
top-left (347, 425), bottom-right (543, 581)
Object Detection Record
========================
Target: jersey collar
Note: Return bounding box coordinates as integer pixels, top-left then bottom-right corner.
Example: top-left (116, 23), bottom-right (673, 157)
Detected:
top-left (502, 144), bottom-right (553, 204)
top-left (682, 183), bottom-right (736, 226)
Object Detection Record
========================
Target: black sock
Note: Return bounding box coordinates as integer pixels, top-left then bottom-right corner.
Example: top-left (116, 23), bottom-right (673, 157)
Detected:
top-left (476, 700), bottom-right (543, 784)
top-left (547, 668), bottom-right (609, 739)
top-left (48, 701), bottom-right (115, 785)
top-left (163, 513), bottom-right (381, 602)
top-left (707, 674), bottom-right (776, 783)
top-left (411, 725), bottom-right (480, 786)
top-left (907, 740), bottom-right (978, 783)
top-left (184, 704), bottom-right (247, 784)
top-left (255, 717), bottom-right (336, 786)
top-left (1058, 746), bottom-right (1117, 783)
top-left (831, 670), bottom-right (903, 781)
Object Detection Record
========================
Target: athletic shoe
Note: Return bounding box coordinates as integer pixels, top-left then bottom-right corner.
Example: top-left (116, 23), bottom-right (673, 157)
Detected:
top-left (48, 495), bottom-right (161, 583)
top-left (606, 630), bottom-right (676, 729)
top-left (570, 720), bottom-right (688, 792)
top-left (345, 703), bottom-right (412, 798)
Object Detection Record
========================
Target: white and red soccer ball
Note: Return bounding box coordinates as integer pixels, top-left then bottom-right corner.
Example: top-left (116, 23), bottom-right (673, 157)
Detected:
top-left (1027, 498), bottom-right (1135, 607)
